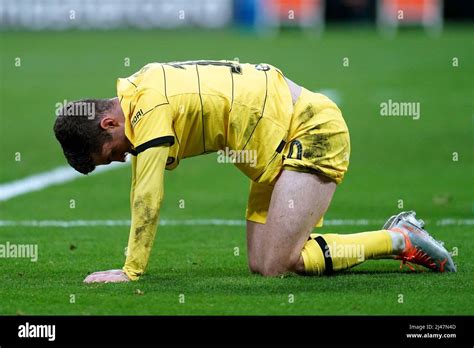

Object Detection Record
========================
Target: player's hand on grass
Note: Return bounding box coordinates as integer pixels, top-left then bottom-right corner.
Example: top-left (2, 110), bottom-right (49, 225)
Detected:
top-left (84, 269), bottom-right (130, 283)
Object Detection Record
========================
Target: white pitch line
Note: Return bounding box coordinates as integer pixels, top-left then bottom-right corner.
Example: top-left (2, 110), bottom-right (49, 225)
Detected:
top-left (0, 162), bottom-right (128, 202)
top-left (436, 218), bottom-right (474, 226)
top-left (0, 218), bottom-right (472, 228)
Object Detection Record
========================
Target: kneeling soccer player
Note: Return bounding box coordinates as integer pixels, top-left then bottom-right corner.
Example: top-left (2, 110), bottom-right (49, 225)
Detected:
top-left (53, 60), bottom-right (456, 283)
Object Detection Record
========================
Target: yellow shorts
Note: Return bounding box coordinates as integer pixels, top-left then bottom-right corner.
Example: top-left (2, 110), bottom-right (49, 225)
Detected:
top-left (246, 88), bottom-right (351, 226)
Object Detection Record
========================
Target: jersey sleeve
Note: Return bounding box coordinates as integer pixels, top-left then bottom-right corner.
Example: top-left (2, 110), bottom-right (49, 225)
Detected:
top-left (129, 88), bottom-right (175, 154)
top-left (123, 145), bottom-right (169, 280)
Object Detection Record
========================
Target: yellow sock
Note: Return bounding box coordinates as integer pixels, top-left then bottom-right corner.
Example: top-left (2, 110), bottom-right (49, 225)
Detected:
top-left (301, 230), bottom-right (393, 275)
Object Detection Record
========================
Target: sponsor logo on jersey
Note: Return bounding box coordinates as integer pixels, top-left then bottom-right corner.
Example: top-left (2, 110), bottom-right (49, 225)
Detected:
top-left (131, 109), bottom-right (144, 127)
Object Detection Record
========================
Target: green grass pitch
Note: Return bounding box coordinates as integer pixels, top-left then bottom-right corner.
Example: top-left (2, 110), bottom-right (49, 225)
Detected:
top-left (0, 26), bottom-right (472, 315)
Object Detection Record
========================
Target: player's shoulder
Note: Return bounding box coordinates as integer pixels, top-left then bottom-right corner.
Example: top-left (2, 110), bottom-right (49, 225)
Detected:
top-left (118, 63), bottom-right (167, 98)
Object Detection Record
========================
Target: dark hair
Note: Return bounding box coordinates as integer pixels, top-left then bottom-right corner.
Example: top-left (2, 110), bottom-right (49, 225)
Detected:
top-left (53, 99), bottom-right (114, 174)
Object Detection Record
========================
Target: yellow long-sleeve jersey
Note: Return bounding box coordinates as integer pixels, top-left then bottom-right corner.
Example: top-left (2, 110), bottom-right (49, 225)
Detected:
top-left (117, 60), bottom-right (296, 280)
top-left (118, 60), bottom-right (295, 183)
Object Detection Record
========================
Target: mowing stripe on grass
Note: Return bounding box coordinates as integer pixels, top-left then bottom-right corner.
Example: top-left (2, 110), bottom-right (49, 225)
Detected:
top-left (0, 162), bottom-right (128, 202)
top-left (0, 218), bottom-right (472, 228)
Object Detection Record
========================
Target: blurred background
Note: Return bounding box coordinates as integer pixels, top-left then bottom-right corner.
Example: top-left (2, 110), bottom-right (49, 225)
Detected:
top-left (1, 0), bottom-right (472, 212)
top-left (0, 0), bottom-right (472, 219)
top-left (1, 0), bottom-right (473, 31)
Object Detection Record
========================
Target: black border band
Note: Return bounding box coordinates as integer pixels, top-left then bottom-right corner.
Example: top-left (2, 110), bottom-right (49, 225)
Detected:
top-left (3, 315), bottom-right (473, 345)
top-left (315, 236), bottom-right (334, 275)
top-left (133, 136), bottom-right (175, 155)
top-left (276, 140), bottom-right (286, 153)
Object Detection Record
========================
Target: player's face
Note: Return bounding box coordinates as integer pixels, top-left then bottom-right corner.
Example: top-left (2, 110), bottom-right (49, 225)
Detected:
top-left (92, 104), bottom-right (132, 166)
top-left (93, 126), bottom-right (131, 166)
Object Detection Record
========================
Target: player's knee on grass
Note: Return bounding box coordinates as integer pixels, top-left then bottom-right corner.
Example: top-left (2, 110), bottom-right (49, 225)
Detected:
top-left (248, 255), bottom-right (261, 274)
top-left (258, 251), bottom-right (301, 276)
top-left (259, 257), bottom-right (298, 277)
top-left (247, 235), bottom-right (301, 276)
